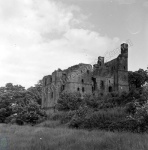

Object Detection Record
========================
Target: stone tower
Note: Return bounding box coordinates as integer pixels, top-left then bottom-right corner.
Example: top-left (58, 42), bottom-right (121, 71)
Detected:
top-left (42, 43), bottom-right (129, 110)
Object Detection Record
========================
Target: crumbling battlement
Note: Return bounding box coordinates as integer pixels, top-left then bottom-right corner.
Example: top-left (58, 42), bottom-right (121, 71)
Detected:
top-left (42, 43), bottom-right (129, 109)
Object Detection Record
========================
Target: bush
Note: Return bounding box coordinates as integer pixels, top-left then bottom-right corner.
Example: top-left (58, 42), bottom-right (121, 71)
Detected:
top-left (0, 108), bottom-right (7, 123)
top-left (60, 110), bottom-right (76, 124)
top-left (49, 110), bottom-right (76, 124)
top-left (50, 111), bottom-right (65, 121)
top-left (68, 107), bottom-right (126, 130)
top-left (108, 119), bottom-right (140, 132)
top-left (36, 120), bottom-right (61, 128)
top-left (125, 102), bottom-right (136, 114)
top-left (54, 89), bottom-right (148, 133)
top-left (56, 92), bottom-right (82, 111)
top-left (123, 101), bottom-right (148, 132)
top-left (83, 94), bottom-right (100, 109)
top-left (84, 107), bottom-right (126, 130)
top-left (5, 102), bottom-right (47, 125)
top-left (68, 106), bottom-right (93, 128)
top-left (16, 118), bottom-right (24, 125)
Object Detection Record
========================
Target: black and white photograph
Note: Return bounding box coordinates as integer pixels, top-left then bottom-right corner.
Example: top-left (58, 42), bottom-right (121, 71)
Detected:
top-left (0, 0), bottom-right (148, 149)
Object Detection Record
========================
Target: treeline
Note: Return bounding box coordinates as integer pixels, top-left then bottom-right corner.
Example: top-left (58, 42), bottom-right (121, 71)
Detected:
top-left (0, 82), bottom-right (47, 125)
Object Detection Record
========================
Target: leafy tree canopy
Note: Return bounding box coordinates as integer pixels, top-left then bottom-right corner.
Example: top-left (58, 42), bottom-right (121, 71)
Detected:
top-left (128, 69), bottom-right (148, 89)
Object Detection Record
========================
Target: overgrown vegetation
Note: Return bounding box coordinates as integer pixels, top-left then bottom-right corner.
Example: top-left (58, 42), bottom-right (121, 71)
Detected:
top-left (51, 69), bottom-right (148, 133)
top-left (0, 68), bottom-right (148, 133)
top-left (53, 88), bottom-right (148, 133)
top-left (0, 82), bottom-right (47, 125)
top-left (1, 124), bottom-right (148, 150)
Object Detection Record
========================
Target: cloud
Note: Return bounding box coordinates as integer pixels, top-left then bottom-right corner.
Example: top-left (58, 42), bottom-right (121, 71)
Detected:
top-left (0, 0), bottom-right (120, 88)
top-left (117, 0), bottom-right (136, 5)
top-left (56, 0), bottom-right (136, 4)
top-left (143, 1), bottom-right (148, 8)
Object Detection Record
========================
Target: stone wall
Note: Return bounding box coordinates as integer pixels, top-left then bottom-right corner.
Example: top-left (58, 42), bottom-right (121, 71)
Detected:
top-left (42, 43), bottom-right (129, 109)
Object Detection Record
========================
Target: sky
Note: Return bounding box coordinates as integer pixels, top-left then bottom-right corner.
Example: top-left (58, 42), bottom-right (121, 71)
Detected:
top-left (0, 0), bottom-right (148, 88)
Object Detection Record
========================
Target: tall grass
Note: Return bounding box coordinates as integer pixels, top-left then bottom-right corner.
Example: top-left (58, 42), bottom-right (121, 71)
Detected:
top-left (0, 123), bottom-right (148, 150)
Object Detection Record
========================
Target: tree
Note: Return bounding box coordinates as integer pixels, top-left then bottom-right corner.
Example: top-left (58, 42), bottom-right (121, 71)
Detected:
top-left (26, 80), bottom-right (43, 105)
top-left (128, 69), bottom-right (148, 89)
top-left (0, 81), bottom-right (45, 124)
top-left (56, 92), bottom-right (82, 111)
top-left (0, 83), bottom-right (26, 122)
top-left (142, 83), bottom-right (148, 100)
top-left (10, 102), bottom-right (47, 125)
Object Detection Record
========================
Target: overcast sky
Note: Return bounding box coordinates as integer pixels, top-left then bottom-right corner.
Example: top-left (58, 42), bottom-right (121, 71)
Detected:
top-left (0, 0), bottom-right (148, 88)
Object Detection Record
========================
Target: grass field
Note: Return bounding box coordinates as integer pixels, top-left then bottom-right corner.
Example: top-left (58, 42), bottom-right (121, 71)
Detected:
top-left (0, 121), bottom-right (148, 150)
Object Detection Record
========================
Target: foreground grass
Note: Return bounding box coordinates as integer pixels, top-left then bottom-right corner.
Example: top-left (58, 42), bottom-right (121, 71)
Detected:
top-left (0, 122), bottom-right (148, 150)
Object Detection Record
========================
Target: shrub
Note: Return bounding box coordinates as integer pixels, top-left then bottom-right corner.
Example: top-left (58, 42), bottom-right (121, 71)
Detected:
top-left (37, 120), bottom-right (61, 128)
top-left (54, 89), bottom-right (148, 133)
top-left (123, 101), bottom-right (148, 132)
top-left (56, 92), bottom-right (82, 111)
top-left (50, 111), bottom-right (66, 121)
top-left (125, 102), bottom-right (136, 114)
top-left (83, 94), bottom-right (99, 109)
top-left (16, 118), bottom-right (24, 125)
top-left (68, 107), bottom-right (126, 130)
top-left (0, 108), bottom-right (7, 123)
top-left (68, 106), bottom-right (93, 128)
top-left (5, 102), bottom-right (47, 125)
top-left (108, 119), bottom-right (140, 132)
top-left (60, 110), bottom-right (76, 124)
top-left (83, 107), bottom-right (126, 130)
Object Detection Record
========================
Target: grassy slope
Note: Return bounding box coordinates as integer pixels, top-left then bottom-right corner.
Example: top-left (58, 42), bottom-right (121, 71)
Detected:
top-left (0, 122), bottom-right (148, 150)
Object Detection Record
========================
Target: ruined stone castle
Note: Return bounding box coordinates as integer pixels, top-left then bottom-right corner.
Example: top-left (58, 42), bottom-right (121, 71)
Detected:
top-left (42, 43), bottom-right (129, 109)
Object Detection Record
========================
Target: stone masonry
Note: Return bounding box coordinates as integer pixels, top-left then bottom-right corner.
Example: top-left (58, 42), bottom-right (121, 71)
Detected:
top-left (42, 43), bottom-right (129, 109)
